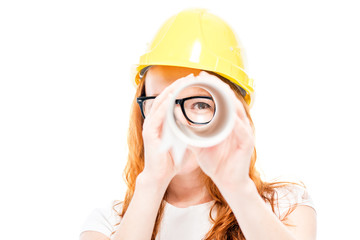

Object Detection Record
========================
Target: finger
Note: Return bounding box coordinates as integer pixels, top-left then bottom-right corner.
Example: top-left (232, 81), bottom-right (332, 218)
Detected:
top-left (144, 92), bottom-right (174, 136)
top-left (144, 73), bottom-right (196, 138)
top-left (232, 92), bottom-right (251, 126)
top-left (232, 116), bottom-right (254, 146)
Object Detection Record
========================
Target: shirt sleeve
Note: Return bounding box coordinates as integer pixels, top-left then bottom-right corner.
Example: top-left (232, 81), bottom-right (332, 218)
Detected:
top-left (274, 184), bottom-right (316, 218)
top-left (80, 200), bottom-right (123, 238)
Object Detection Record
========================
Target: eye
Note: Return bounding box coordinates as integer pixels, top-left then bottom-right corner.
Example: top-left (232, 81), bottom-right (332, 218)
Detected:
top-left (192, 102), bottom-right (212, 110)
top-left (183, 97), bottom-right (215, 114)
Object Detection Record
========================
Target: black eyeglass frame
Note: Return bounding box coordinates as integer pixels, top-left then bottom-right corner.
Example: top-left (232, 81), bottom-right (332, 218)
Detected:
top-left (136, 95), bottom-right (216, 125)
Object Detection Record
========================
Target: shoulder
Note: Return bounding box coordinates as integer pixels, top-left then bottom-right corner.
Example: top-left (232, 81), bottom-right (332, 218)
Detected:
top-left (79, 200), bottom-right (124, 238)
top-left (272, 184), bottom-right (316, 219)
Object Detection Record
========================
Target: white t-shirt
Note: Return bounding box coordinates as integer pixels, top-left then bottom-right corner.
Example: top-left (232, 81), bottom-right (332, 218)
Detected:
top-left (80, 185), bottom-right (315, 240)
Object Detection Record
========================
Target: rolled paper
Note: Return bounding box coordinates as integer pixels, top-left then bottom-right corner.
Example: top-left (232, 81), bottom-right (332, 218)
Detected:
top-left (160, 73), bottom-right (236, 166)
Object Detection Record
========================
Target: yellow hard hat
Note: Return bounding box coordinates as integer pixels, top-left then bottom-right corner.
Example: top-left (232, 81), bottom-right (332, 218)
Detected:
top-left (133, 8), bottom-right (255, 107)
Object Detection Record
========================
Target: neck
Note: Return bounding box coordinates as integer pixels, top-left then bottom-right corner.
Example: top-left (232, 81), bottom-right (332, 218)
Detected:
top-left (165, 167), bottom-right (213, 207)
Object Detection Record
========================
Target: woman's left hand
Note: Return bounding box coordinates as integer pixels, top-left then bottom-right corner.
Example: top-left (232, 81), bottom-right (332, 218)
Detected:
top-left (189, 71), bottom-right (256, 189)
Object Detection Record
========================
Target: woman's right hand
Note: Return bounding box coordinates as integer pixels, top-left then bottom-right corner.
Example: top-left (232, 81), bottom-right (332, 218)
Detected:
top-left (140, 73), bottom-right (195, 185)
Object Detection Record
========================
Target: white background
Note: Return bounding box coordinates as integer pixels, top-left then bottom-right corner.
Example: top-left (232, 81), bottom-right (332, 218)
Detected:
top-left (1, 0), bottom-right (359, 239)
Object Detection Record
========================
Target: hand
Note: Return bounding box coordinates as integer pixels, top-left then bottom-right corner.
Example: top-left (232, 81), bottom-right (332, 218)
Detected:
top-left (189, 71), bottom-right (256, 188)
top-left (141, 73), bottom-right (196, 184)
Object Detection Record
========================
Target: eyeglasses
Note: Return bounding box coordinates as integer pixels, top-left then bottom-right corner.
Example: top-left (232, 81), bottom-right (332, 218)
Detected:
top-left (136, 95), bottom-right (216, 125)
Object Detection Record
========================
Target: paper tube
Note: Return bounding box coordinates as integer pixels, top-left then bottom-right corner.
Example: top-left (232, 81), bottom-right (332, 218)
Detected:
top-left (160, 76), bottom-right (236, 166)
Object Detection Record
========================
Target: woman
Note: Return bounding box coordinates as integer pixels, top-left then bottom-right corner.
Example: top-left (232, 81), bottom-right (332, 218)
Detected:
top-left (80, 8), bottom-right (316, 240)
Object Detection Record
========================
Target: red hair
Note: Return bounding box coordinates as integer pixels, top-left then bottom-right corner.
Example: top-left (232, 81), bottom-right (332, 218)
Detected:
top-left (111, 70), bottom-right (303, 239)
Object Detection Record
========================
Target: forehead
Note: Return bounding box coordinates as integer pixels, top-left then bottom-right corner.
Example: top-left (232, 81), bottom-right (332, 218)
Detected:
top-left (144, 66), bottom-right (202, 95)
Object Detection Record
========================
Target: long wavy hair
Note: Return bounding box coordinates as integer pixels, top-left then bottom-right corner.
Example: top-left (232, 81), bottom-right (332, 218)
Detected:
top-left (111, 69), bottom-right (303, 240)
